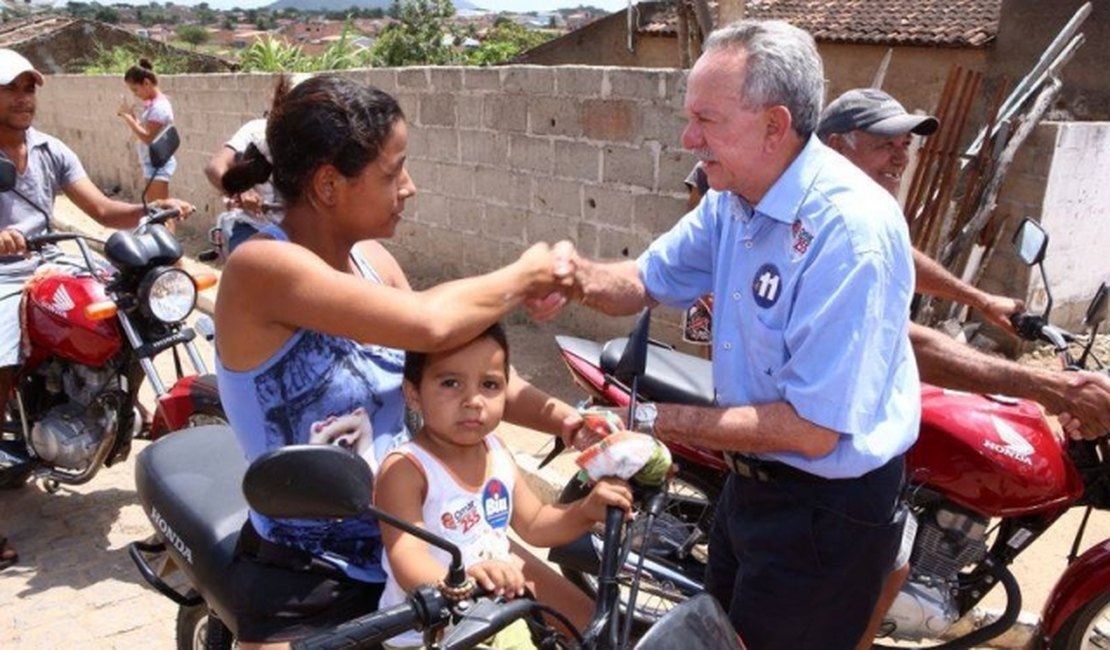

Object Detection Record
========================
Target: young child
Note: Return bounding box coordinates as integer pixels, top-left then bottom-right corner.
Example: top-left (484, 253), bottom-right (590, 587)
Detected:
top-left (375, 323), bottom-right (633, 649)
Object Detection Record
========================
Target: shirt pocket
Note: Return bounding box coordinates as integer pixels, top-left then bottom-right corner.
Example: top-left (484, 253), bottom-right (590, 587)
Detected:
top-left (746, 317), bottom-right (787, 381)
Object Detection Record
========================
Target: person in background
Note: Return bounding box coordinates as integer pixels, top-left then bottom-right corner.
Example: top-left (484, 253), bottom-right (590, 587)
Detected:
top-left (118, 58), bottom-right (175, 203)
top-left (0, 49), bottom-right (191, 570)
top-left (817, 86), bottom-right (1110, 649)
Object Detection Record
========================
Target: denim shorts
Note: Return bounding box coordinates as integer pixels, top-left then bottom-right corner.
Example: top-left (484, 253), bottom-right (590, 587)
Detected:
top-left (141, 155), bottom-right (176, 182)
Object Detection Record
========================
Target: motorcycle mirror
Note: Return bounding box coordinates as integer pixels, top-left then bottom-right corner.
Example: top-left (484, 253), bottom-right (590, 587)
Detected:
top-left (243, 445), bottom-right (373, 520)
top-left (0, 157), bottom-right (15, 192)
top-left (1012, 218), bottom-right (1049, 266)
top-left (1085, 282), bottom-right (1108, 329)
top-left (633, 593), bottom-right (744, 650)
top-left (148, 126), bottom-right (180, 171)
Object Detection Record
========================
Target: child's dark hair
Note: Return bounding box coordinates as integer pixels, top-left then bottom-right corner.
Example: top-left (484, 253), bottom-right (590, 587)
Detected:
top-left (222, 74), bottom-right (405, 205)
top-left (124, 58), bottom-right (157, 85)
top-left (404, 323), bottom-right (510, 386)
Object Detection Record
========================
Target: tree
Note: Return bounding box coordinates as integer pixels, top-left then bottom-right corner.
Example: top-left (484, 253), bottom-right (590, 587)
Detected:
top-left (369, 0), bottom-right (459, 67)
top-left (177, 24), bottom-right (211, 49)
top-left (467, 18), bottom-right (552, 66)
top-left (94, 6), bottom-right (120, 23)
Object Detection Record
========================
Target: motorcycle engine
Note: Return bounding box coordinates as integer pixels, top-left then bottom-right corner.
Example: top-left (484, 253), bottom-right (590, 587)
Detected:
top-left (881, 503), bottom-right (989, 641)
top-left (29, 363), bottom-right (123, 470)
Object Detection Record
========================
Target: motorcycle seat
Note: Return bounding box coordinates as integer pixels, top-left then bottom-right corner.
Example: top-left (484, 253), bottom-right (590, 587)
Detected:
top-left (134, 425), bottom-right (247, 627)
top-left (600, 337), bottom-right (716, 406)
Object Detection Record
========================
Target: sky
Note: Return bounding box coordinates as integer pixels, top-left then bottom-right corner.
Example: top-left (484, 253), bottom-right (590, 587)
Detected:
top-left (34, 0), bottom-right (630, 12)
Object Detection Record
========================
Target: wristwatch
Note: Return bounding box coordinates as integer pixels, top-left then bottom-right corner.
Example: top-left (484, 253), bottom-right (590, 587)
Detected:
top-left (633, 403), bottom-right (658, 434)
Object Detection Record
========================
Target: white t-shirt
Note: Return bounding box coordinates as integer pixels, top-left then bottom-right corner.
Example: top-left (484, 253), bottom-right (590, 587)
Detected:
top-left (379, 434), bottom-right (516, 647)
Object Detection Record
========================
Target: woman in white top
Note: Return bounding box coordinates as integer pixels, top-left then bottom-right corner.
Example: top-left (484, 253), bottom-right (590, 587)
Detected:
top-left (117, 58), bottom-right (175, 202)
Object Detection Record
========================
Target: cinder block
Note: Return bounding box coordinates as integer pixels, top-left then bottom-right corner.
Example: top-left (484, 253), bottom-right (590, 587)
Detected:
top-left (462, 235), bottom-right (503, 272)
top-left (998, 172), bottom-right (1048, 209)
top-left (459, 130), bottom-right (511, 167)
top-left (440, 163), bottom-right (475, 198)
top-left (529, 96), bottom-right (582, 138)
top-left (532, 178), bottom-right (583, 218)
top-left (484, 94), bottom-right (528, 133)
top-left (641, 106), bottom-right (689, 151)
top-left (602, 144), bottom-right (655, 190)
top-left (658, 149), bottom-right (701, 194)
top-left (502, 66), bottom-right (555, 95)
top-left (597, 227), bottom-right (653, 260)
top-left (554, 141), bottom-right (602, 182)
top-left (580, 99), bottom-right (640, 143)
top-left (398, 68), bottom-right (429, 89)
top-left (447, 197), bottom-right (485, 234)
top-left (608, 69), bottom-right (664, 101)
top-left (473, 167), bottom-right (520, 206)
top-left (484, 204), bottom-right (527, 243)
top-left (360, 68), bottom-right (399, 92)
top-left (411, 191), bottom-right (449, 227)
top-left (661, 71), bottom-right (689, 110)
top-left (633, 193), bottom-right (689, 237)
top-left (406, 159), bottom-right (440, 188)
top-left (582, 184), bottom-right (635, 230)
top-left (555, 66), bottom-right (606, 98)
top-left (508, 135), bottom-right (555, 175)
top-left (456, 95), bottom-right (484, 128)
top-left (576, 220), bottom-right (601, 258)
top-left (429, 67), bottom-right (465, 92)
top-left (419, 94), bottom-right (457, 127)
top-left (526, 212), bottom-right (575, 244)
top-left (463, 68), bottom-right (501, 92)
top-left (425, 128), bottom-right (461, 163)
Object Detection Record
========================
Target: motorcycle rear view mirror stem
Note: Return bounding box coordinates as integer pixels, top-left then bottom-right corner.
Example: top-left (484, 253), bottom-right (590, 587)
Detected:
top-left (242, 444), bottom-right (470, 589)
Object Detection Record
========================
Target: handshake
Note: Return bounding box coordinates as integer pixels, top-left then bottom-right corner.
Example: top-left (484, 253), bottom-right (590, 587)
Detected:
top-left (512, 240), bottom-right (646, 322)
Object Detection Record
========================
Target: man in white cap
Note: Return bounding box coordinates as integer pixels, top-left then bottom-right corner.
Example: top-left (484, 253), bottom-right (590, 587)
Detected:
top-left (0, 48), bottom-right (193, 509)
top-left (819, 87), bottom-right (1110, 649)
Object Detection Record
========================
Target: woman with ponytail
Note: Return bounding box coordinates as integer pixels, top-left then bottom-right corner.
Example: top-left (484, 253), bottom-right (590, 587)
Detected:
top-left (117, 58), bottom-right (175, 201)
top-left (214, 74), bottom-right (591, 647)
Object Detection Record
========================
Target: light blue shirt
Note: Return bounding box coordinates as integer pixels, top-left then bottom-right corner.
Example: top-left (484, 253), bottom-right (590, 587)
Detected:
top-left (638, 136), bottom-right (920, 478)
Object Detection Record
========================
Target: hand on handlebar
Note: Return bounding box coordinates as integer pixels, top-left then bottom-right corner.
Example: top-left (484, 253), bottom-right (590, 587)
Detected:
top-left (232, 189), bottom-right (264, 216)
top-left (577, 477), bottom-right (634, 523)
top-left (150, 198), bottom-right (195, 221)
top-left (1056, 371), bottom-right (1110, 441)
top-left (466, 560), bottom-right (527, 599)
top-left (981, 293), bottom-right (1025, 335)
top-left (0, 228), bottom-right (27, 256)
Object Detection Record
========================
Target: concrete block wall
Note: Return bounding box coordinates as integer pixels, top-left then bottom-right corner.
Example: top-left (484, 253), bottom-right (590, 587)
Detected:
top-left (980, 121), bottom-right (1110, 333)
top-left (35, 66), bottom-right (700, 345)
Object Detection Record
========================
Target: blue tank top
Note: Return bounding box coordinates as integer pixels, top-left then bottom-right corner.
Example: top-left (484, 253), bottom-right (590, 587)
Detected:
top-left (216, 227), bottom-right (407, 583)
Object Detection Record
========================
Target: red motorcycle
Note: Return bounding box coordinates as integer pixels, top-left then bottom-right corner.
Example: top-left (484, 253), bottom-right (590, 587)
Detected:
top-left (547, 218), bottom-right (1110, 649)
top-left (0, 127), bottom-right (225, 493)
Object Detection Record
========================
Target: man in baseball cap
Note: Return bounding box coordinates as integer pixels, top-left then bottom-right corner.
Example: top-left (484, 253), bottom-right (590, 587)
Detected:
top-left (0, 49), bottom-right (44, 88)
top-left (818, 88), bottom-right (938, 196)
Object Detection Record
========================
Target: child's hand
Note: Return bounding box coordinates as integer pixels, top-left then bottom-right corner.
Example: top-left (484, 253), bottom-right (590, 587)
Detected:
top-left (466, 560), bottom-right (527, 598)
top-left (579, 477), bottom-right (634, 523)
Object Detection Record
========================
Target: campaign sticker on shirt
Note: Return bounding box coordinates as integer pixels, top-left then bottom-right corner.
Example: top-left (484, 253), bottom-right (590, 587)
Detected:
top-left (791, 219), bottom-right (814, 257)
top-left (752, 263), bottom-right (782, 308)
top-left (482, 479), bottom-right (511, 529)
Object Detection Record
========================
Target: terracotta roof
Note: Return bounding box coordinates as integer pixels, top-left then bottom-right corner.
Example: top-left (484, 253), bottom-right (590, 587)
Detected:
top-left (638, 0), bottom-right (1001, 48)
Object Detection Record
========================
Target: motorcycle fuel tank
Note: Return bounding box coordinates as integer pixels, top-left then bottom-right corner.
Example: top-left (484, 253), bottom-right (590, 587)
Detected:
top-left (23, 270), bottom-right (121, 367)
top-left (907, 384), bottom-right (1083, 517)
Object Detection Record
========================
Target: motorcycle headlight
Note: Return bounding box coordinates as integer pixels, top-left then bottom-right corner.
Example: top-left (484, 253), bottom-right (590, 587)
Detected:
top-left (140, 267), bottom-right (196, 323)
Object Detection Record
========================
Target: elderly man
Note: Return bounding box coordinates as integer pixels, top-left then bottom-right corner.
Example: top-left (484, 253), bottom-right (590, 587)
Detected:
top-left (818, 87), bottom-right (1110, 649)
top-left (539, 21), bottom-right (918, 648)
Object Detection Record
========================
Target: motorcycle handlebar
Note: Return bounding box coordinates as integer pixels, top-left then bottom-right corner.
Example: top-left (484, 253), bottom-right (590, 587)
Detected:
top-left (1010, 312), bottom-right (1075, 350)
top-left (23, 232), bottom-right (80, 250)
top-left (291, 586), bottom-right (450, 650)
top-left (438, 598), bottom-right (539, 650)
top-left (142, 207), bottom-right (181, 227)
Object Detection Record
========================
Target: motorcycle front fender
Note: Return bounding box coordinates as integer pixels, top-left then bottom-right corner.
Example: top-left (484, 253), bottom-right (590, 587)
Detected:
top-left (149, 374), bottom-right (222, 440)
top-left (1038, 538), bottom-right (1110, 642)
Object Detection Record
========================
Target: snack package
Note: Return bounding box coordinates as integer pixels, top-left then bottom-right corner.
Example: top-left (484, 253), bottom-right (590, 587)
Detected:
top-left (576, 431), bottom-right (673, 488)
top-left (580, 407), bottom-right (624, 439)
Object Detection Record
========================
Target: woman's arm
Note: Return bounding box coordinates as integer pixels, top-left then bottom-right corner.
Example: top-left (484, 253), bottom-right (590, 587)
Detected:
top-left (118, 113), bottom-right (163, 145)
top-left (215, 239), bottom-right (569, 369)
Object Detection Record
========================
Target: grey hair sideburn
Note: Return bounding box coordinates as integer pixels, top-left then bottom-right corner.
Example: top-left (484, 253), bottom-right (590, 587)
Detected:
top-left (704, 20), bottom-right (825, 137)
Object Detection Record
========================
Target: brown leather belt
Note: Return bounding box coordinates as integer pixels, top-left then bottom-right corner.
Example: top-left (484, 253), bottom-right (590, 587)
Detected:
top-left (725, 452), bottom-right (828, 483)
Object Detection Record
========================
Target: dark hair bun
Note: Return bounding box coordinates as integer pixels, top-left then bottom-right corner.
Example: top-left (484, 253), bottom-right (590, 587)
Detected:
top-left (139, 58), bottom-right (154, 71)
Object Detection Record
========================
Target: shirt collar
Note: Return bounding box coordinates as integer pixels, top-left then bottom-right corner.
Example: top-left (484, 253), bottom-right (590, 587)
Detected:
top-left (752, 134), bottom-right (827, 225)
top-left (25, 127), bottom-right (49, 149)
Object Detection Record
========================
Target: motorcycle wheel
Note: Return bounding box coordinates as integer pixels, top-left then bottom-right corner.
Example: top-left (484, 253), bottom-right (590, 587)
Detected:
top-left (557, 468), bottom-right (720, 629)
top-left (1052, 588), bottom-right (1110, 650)
top-left (176, 595), bottom-right (235, 650)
